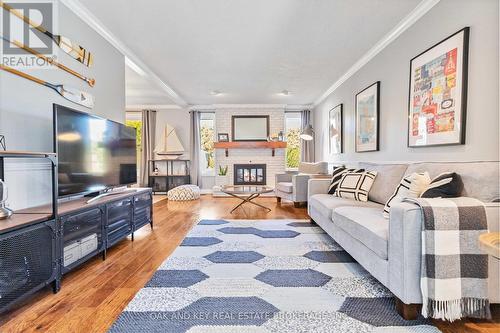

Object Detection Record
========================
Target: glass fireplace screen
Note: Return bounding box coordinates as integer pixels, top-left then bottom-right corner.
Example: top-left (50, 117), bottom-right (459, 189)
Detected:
top-left (233, 164), bottom-right (266, 185)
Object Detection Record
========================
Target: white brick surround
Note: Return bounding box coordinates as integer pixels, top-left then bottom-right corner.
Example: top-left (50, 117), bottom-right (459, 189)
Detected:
top-left (214, 107), bottom-right (286, 191)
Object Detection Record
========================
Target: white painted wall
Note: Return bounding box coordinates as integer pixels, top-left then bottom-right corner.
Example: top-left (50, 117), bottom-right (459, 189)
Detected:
top-left (0, 3), bottom-right (125, 210)
top-left (214, 107), bottom-right (286, 191)
top-left (154, 108), bottom-right (190, 160)
top-left (313, 0), bottom-right (499, 163)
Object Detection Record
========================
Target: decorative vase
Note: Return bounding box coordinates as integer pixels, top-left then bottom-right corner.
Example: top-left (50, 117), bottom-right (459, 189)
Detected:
top-left (217, 174), bottom-right (229, 187)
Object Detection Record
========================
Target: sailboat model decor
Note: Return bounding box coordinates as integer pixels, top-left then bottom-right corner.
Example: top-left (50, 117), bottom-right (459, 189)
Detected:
top-left (155, 124), bottom-right (185, 159)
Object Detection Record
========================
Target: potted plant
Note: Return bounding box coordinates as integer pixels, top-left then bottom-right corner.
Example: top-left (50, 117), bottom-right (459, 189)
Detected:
top-left (217, 165), bottom-right (229, 187)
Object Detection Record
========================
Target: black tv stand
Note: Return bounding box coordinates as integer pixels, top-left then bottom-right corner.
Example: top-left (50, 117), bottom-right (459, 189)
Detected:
top-left (85, 187), bottom-right (137, 204)
top-left (0, 187), bottom-right (153, 314)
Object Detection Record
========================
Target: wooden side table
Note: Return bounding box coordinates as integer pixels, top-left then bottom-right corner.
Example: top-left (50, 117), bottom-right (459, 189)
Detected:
top-left (479, 232), bottom-right (500, 259)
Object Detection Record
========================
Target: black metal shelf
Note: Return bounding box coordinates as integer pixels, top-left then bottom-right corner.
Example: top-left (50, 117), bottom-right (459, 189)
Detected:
top-left (0, 150), bottom-right (56, 158)
top-left (0, 149), bottom-right (60, 311)
top-left (148, 159), bottom-right (191, 194)
top-left (0, 150), bottom-right (58, 227)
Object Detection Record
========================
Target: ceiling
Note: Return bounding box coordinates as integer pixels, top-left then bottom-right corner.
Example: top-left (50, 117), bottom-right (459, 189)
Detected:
top-left (125, 65), bottom-right (176, 106)
top-left (78, 0), bottom-right (422, 106)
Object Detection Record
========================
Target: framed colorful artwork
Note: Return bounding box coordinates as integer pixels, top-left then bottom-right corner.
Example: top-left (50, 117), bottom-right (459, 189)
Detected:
top-left (329, 104), bottom-right (343, 154)
top-left (355, 81), bottom-right (380, 152)
top-left (408, 27), bottom-right (469, 147)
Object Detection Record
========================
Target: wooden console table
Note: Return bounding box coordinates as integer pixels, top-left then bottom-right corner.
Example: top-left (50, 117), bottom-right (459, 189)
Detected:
top-left (479, 232), bottom-right (500, 259)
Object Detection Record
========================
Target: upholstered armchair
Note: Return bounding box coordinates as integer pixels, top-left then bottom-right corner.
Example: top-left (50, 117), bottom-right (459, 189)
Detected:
top-left (275, 162), bottom-right (329, 207)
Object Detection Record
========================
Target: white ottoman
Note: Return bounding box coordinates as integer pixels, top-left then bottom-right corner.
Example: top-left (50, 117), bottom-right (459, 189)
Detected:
top-left (167, 185), bottom-right (201, 201)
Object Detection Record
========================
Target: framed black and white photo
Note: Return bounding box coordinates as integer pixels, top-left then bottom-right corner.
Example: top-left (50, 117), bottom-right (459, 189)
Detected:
top-left (355, 81), bottom-right (380, 152)
top-left (217, 133), bottom-right (229, 142)
top-left (408, 27), bottom-right (469, 147)
top-left (329, 104), bottom-right (343, 154)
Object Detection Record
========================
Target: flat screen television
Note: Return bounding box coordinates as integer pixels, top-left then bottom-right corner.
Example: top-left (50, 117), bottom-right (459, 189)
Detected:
top-left (53, 104), bottom-right (137, 197)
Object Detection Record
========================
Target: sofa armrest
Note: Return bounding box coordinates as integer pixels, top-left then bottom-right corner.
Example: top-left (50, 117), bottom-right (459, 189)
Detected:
top-left (292, 174), bottom-right (311, 202)
top-left (275, 172), bottom-right (295, 183)
top-left (388, 201), bottom-right (423, 304)
top-left (307, 178), bottom-right (331, 199)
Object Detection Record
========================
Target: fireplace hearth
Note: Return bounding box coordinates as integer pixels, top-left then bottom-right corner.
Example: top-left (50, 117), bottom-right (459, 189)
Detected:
top-left (234, 164), bottom-right (266, 185)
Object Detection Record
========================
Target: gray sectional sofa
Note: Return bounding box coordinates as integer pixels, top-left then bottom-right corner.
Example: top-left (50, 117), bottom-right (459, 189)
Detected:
top-left (307, 161), bottom-right (500, 318)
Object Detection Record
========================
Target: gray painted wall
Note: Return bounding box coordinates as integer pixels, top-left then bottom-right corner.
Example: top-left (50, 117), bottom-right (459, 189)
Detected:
top-left (313, 0), bottom-right (499, 163)
top-left (0, 3), bottom-right (125, 209)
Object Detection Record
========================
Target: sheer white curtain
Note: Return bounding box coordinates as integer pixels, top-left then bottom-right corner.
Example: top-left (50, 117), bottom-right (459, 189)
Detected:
top-left (189, 110), bottom-right (202, 186)
top-left (300, 110), bottom-right (314, 162)
top-left (140, 110), bottom-right (156, 186)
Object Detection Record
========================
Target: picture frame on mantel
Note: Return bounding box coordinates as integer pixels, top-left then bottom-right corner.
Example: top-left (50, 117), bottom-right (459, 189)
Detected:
top-left (355, 81), bottom-right (380, 152)
top-left (217, 133), bottom-right (229, 142)
top-left (408, 27), bottom-right (469, 148)
top-left (329, 104), bottom-right (343, 154)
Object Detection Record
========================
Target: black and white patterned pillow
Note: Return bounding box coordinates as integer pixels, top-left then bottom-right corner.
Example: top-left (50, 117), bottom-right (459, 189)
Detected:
top-left (327, 166), bottom-right (364, 195)
top-left (335, 171), bottom-right (378, 202)
top-left (420, 172), bottom-right (463, 198)
top-left (383, 172), bottom-right (431, 218)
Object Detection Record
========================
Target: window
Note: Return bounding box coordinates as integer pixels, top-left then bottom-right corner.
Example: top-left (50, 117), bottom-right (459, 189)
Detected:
top-left (284, 112), bottom-right (302, 169)
top-left (125, 112), bottom-right (142, 181)
top-left (199, 112), bottom-right (216, 176)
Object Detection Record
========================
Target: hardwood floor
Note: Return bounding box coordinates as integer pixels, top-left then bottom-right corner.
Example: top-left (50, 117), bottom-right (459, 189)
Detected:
top-left (0, 195), bottom-right (498, 332)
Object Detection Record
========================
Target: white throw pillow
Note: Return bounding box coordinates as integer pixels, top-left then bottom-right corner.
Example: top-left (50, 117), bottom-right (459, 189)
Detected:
top-left (335, 171), bottom-right (377, 202)
top-left (383, 172), bottom-right (431, 218)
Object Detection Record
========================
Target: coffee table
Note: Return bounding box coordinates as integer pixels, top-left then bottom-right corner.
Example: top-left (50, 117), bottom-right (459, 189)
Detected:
top-left (221, 185), bottom-right (274, 213)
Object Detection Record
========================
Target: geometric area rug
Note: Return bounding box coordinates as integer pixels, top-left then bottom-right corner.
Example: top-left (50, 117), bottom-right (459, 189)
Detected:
top-left (109, 219), bottom-right (441, 333)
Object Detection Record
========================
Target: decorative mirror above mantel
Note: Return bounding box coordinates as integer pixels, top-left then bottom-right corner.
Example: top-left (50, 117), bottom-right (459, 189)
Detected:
top-left (231, 115), bottom-right (269, 141)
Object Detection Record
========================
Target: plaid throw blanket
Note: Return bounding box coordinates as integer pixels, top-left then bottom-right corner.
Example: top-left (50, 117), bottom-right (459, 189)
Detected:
top-left (405, 197), bottom-right (491, 321)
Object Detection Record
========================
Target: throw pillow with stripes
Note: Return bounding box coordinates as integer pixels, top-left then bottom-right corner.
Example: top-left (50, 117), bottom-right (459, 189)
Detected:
top-left (420, 172), bottom-right (463, 198)
top-left (335, 171), bottom-right (377, 202)
top-left (327, 166), bottom-right (364, 195)
top-left (383, 172), bottom-right (431, 218)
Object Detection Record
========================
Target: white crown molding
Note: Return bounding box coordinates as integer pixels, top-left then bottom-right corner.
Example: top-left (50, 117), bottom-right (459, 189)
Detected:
top-left (60, 0), bottom-right (188, 107)
top-left (285, 104), bottom-right (313, 111)
top-left (189, 104), bottom-right (312, 111)
top-left (126, 104), bottom-right (183, 111)
top-left (313, 0), bottom-right (441, 107)
top-left (214, 104), bottom-right (286, 109)
top-left (189, 105), bottom-right (217, 111)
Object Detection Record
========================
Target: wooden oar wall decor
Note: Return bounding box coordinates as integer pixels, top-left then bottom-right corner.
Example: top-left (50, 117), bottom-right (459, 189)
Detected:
top-left (0, 64), bottom-right (95, 109)
top-left (1, 37), bottom-right (95, 87)
top-left (0, 1), bottom-right (96, 108)
top-left (0, 1), bottom-right (94, 67)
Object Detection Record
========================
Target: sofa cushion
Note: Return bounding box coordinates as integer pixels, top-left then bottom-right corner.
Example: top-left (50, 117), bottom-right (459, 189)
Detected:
top-left (420, 172), bottom-right (463, 198)
top-left (333, 207), bottom-right (389, 260)
top-left (383, 172), bottom-right (431, 218)
top-left (405, 161), bottom-right (499, 202)
top-left (358, 162), bottom-right (408, 204)
top-left (308, 194), bottom-right (382, 221)
top-left (276, 182), bottom-right (293, 193)
top-left (328, 167), bottom-right (364, 194)
top-left (298, 162), bottom-right (329, 174)
top-left (335, 171), bottom-right (377, 202)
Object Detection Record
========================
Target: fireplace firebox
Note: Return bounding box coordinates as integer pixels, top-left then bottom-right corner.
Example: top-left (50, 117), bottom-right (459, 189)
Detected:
top-left (234, 164), bottom-right (266, 185)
